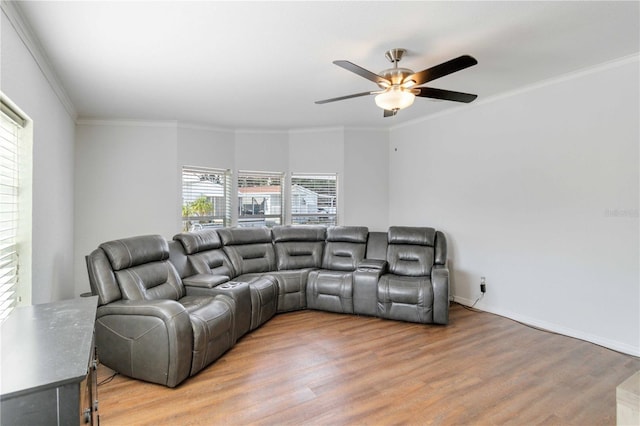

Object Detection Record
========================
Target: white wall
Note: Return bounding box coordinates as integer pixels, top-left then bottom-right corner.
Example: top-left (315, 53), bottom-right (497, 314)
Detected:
top-left (1, 9), bottom-right (76, 303)
top-left (389, 57), bottom-right (639, 355)
top-left (235, 130), bottom-right (289, 172)
top-left (287, 127), bottom-right (391, 231)
top-left (74, 121), bottom-right (179, 294)
top-left (289, 128), bottom-right (345, 223)
top-left (343, 128), bottom-right (389, 231)
top-left (177, 124), bottom-right (235, 170)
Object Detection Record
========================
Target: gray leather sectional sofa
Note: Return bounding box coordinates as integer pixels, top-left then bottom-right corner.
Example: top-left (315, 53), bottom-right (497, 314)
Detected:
top-left (85, 225), bottom-right (449, 387)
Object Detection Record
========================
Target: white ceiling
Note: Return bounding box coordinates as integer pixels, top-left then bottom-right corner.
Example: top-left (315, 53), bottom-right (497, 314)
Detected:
top-left (12, 1), bottom-right (640, 130)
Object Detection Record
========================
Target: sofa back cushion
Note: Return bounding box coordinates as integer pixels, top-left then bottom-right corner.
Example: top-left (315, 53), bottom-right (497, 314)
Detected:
top-left (86, 248), bottom-right (122, 305)
top-left (217, 227), bottom-right (276, 275)
top-left (174, 229), bottom-right (223, 254)
top-left (386, 226), bottom-right (436, 277)
top-left (114, 261), bottom-right (185, 301)
top-left (100, 234), bottom-right (169, 270)
top-left (322, 226), bottom-right (368, 271)
top-left (98, 235), bottom-right (185, 301)
top-left (173, 230), bottom-right (235, 278)
top-left (272, 226), bottom-right (325, 270)
top-left (365, 231), bottom-right (388, 261)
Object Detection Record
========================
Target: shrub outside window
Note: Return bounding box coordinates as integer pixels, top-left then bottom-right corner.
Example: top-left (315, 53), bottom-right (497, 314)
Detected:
top-left (181, 166), bottom-right (231, 231)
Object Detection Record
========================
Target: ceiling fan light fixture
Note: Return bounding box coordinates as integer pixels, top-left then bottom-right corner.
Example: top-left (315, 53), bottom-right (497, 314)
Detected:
top-left (374, 87), bottom-right (415, 111)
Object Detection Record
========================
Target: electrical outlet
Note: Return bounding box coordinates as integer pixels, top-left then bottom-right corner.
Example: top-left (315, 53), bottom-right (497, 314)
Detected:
top-left (480, 277), bottom-right (486, 293)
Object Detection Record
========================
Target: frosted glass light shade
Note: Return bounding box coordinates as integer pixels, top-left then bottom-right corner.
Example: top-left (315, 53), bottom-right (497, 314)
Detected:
top-left (374, 88), bottom-right (415, 111)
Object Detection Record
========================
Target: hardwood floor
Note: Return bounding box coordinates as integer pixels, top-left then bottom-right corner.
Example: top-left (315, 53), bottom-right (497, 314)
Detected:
top-left (96, 304), bottom-right (640, 425)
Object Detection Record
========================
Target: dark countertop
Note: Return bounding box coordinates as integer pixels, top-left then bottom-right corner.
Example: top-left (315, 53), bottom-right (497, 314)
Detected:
top-left (0, 296), bottom-right (98, 399)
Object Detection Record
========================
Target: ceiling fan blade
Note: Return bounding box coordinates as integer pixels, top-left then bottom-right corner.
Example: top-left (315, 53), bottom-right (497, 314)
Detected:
top-left (404, 55), bottom-right (477, 86)
top-left (333, 60), bottom-right (391, 86)
top-left (383, 109), bottom-right (397, 118)
top-left (315, 91), bottom-right (375, 104)
top-left (415, 87), bottom-right (478, 103)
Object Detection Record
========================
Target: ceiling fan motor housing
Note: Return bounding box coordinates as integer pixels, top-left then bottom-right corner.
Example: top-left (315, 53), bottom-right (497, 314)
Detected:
top-left (378, 49), bottom-right (414, 88)
top-left (378, 68), bottom-right (414, 88)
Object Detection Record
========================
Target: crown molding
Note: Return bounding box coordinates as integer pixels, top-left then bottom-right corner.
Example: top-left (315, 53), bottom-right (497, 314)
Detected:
top-left (234, 128), bottom-right (289, 135)
top-left (176, 121), bottom-right (234, 133)
top-left (76, 118), bottom-right (179, 128)
top-left (288, 126), bottom-right (344, 135)
top-left (1, 1), bottom-right (77, 120)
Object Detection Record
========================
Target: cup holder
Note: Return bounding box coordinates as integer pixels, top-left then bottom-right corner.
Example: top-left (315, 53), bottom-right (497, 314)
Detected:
top-left (218, 282), bottom-right (240, 290)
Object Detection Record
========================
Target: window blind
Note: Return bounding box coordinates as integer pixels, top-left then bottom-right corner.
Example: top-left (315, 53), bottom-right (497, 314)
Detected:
top-left (291, 173), bottom-right (338, 226)
top-left (237, 170), bottom-right (283, 228)
top-left (181, 166), bottom-right (231, 231)
top-left (0, 102), bottom-right (24, 322)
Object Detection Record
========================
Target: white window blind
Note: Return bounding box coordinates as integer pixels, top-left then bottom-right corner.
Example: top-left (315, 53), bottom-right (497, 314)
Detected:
top-left (181, 166), bottom-right (231, 231)
top-left (237, 170), bottom-right (283, 228)
top-left (0, 101), bottom-right (25, 322)
top-left (291, 174), bottom-right (338, 226)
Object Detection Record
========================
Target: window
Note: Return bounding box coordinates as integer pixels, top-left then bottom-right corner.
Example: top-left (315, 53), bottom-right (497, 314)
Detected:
top-left (291, 173), bottom-right (338, 226)
top-left (237, 170), bottom-right (283, 228)
top-left (181, 166), bottom-right (231, 231)
top-left (0, 99), bottom-right (27, 322)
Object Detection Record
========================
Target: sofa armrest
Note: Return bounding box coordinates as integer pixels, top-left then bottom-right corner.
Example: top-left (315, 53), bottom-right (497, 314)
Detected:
top-left (183, 274), bottom-right (232, 297)
top-left (358, 259), bottom-right (388, 273)
top-left (353, 261), bottom-right (387, 317)
top-left (183, 273), bottom-right (230, 289)
top-left (97, 298), bottom-right (186, 318)
top-left (432, 265), bottom-right (450, 325)
top-left (95, 299), bottom-right (193, 387)
top-left (357, 258), bottom-right (388, 272)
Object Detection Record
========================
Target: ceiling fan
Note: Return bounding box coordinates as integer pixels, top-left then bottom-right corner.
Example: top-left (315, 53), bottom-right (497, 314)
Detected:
top-left (315, 48), bottom-right (478, 117)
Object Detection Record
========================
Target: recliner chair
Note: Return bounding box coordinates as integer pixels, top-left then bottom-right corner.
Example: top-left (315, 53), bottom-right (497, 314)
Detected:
top-left (306, 226), bottom-right (368, 314)
top-left (86, 235), bottom-right (237, 387)
top-left (172, 229), bottom-right (277, 333)
top-left (271, 225), bottom-right (326, 312)
top-left (377, 226), bottom-right (449, 324)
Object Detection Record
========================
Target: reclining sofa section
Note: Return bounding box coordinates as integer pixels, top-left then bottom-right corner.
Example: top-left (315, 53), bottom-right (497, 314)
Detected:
top-left (86, 225), bottom-right (449, 387)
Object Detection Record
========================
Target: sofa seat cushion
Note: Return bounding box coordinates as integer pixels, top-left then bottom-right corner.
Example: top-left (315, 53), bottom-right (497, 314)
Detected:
top-left (214, 274), bottom-right (278, 331)
top-left (307, 270), bottom-right (354, 314)
top-left (179, 295), bottom-right (236, 375)
top-left (377, 275), bottom-right (434, 324)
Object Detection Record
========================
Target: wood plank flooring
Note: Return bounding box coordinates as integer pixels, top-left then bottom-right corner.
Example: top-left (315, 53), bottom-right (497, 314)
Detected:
top-left (96, 304), bottom-right (640, 425)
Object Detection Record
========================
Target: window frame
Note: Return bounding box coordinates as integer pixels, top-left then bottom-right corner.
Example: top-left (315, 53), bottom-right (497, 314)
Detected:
top-left (181, 166), bottom-right (231, 232)
top-left (237, 170), bottom-right (284, 228)
top-left (0, 96), bottom-right (30, 322)
top-left (290, 173), bottom-right (338, 227)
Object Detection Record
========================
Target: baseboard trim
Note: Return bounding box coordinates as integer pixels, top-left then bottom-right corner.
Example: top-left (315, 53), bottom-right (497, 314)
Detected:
top-left (452, 296), bottom-right (639, 357)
